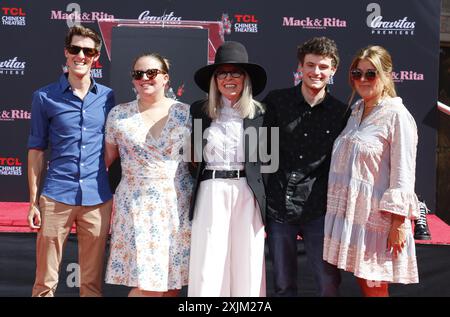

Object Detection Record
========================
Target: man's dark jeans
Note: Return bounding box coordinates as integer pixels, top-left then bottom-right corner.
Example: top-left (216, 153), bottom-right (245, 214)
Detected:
top-left (267, 215), bottom-right (341, 296)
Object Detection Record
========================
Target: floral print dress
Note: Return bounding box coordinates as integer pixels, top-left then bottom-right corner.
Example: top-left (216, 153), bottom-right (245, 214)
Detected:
top-left (105, 100), bottom-right (193, 291)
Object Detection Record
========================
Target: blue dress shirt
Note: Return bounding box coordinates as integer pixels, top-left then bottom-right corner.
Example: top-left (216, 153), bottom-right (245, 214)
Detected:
top-left (28, 74), bottom-right (115, 206)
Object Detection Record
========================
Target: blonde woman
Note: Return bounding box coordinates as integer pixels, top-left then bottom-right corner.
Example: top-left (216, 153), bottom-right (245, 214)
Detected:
top-left (323, 45), bottom-right (419, 296)
top-left (188, 41), bottom-right (267, 296)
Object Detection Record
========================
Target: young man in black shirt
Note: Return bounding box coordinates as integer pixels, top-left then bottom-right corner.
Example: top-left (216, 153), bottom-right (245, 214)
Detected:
top-left (263, 37), bottom-right (350, 296)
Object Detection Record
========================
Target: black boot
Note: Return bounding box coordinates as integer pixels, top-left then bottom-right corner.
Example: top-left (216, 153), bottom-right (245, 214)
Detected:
top-left (414, 200), bottom-right (432, 240)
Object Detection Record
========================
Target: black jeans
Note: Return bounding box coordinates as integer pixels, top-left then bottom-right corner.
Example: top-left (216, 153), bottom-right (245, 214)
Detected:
top-left (266, 215), bottom-right (341, 296)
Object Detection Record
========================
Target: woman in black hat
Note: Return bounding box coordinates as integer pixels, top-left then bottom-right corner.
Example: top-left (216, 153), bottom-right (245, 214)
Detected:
top-left (188, 41), bottom-right (267, 297)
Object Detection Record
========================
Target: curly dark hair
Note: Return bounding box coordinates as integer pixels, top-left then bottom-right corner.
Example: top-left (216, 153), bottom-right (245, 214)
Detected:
top-left (297, 36), bottom-right (339, 68)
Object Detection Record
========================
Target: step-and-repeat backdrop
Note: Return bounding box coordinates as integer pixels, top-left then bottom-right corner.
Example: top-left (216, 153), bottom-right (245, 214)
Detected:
top-left (0, 0), bottom-right (441, 211)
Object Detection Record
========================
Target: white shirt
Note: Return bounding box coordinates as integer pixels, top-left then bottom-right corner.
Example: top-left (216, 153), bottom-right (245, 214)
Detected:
top-left (204, 96), bottom-right (245, 170)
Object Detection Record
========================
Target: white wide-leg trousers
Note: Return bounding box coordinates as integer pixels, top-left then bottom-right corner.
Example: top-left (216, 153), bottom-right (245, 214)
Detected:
top-left (188, 177), bottom-right (266, 297)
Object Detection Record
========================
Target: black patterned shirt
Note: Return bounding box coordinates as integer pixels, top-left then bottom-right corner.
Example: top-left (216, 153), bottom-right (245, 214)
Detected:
top-left (263, 84), bottom-right (350, 224)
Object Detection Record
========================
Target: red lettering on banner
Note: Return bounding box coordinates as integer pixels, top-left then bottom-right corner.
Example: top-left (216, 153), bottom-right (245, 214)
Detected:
top-left (1, 8), bottom-right (26, 16)
top-left (92, 60), bottom-right (103, 68)
top-left (234, 14), bottom-right (243, 22)
top-left (234, 14), bottom-right (258, 23)
top-left (0, 158), bottom-right (22, 166)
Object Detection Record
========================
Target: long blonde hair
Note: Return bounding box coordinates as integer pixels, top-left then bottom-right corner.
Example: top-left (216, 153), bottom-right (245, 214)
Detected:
top-left (204, 69), bottom-right (264, 120)
top-left (348, 45), bottom-right (397, 105)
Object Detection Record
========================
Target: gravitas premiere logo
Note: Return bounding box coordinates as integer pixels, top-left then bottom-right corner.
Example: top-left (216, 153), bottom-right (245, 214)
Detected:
top-left (1, 7), bottom-right (26, 26)
top-left (0, 57), bottom-right (26, 76)
top-left (366, 3), bottom-right (415, 35)
top-left (220, 13), bottom-right (259, 33)
top-left (138, 10), bottom-right (182, 24)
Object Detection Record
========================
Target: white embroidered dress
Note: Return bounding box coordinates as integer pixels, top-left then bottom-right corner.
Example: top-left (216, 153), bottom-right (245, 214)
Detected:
top-left (323, 97), bottom-right (419, 284)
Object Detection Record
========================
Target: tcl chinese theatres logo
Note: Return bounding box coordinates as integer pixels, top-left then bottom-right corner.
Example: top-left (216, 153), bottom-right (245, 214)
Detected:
top-left (1, 7), bottom-right (26, 26)
top-left (221, 13), bottom-right (259, 34)
top-left (0, 157), bottom-right (23, 176)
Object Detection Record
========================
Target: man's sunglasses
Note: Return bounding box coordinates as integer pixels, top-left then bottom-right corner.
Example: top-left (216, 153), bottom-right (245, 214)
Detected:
top-left (131, 69), bottom-right (166, 80)
top-left (350, 69), bottom-right (378, 81)
top-left (66, 45), bottom-right (99, 57)
top-left (215, 70), bottom-right (244, 80)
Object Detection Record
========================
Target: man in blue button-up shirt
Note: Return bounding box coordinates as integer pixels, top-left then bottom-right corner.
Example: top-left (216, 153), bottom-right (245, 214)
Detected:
top-left (27, 25), bottom-right (115, 297)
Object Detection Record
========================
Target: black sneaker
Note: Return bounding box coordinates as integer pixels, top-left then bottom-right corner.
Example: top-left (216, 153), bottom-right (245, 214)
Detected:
top-left (414, 200), bottom-right (432, 240)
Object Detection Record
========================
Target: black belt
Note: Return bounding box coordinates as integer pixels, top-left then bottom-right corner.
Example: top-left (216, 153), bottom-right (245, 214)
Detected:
top-left (200, 169), bottom-right (245, 181)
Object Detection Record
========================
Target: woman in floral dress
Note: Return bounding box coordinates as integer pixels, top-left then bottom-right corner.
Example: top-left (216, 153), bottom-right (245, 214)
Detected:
top-left (104, 53), bottom-right (192, 297)
top-left (323, 45), bottom-right (419, 296)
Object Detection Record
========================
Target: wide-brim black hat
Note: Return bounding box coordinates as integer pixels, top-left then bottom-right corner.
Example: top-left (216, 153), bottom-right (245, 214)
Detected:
top-left (194, 41), bottom-right (267, 96)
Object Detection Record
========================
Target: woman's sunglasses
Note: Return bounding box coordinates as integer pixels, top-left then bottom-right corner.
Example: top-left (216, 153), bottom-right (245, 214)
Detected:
top-left (66, 45), bottom-right (98, 57)
top-left (215, 70), bottom-right (244, 80)
top-left (131, 69), bottom-right (166, 80)
top-left (350, 69), bottom-right (378, 81)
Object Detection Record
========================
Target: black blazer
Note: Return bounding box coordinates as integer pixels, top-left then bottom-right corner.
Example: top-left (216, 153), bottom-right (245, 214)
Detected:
top-left (189, 99), bottom-right (266, 224)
